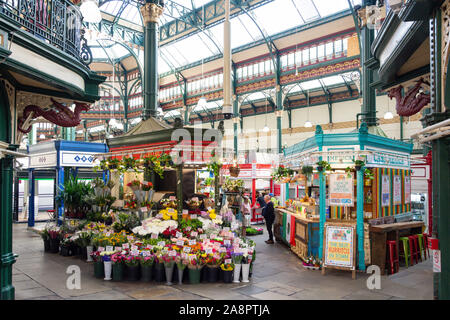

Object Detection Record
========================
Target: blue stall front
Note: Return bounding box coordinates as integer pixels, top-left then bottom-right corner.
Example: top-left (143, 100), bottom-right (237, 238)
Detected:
top-left (27, 140), bottom-right (108, 226)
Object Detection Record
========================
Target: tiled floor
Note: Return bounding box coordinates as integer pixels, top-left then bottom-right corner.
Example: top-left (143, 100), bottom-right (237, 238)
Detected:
top-left (12, 223), bottom-right (433, 300)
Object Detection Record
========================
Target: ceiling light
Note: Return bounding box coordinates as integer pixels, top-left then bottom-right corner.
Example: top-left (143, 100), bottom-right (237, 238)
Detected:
top-left (80, 0), bottom-right (102, 24)
top-left (384, 111), bottom-right (394, 120)
top-left (39, 134), bottom-right (45, 139)
top-left (304, 121), bottom-right (313, 128)
top-left (197, 96), bottom-right (207, 108)
top-left (263, 125), bottom-right (270, 132)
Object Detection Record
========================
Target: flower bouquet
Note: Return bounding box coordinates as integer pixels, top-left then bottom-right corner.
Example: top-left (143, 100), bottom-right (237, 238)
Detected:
top-left (186, 197), bottom-right (202, 210)
top-left (160, 198), bottom-right (178, 209)
top-left (111, 252), bottom-right (125, 281)
top-left (48, 227), bottom-right (62, 253)
top-left (140, 254), bottom-right (155, 282)
top-left (162, 252), bottom-right (177, 285)
top-left (187, 255), bottom-right (203, 284)
top-left (124, 254), bottom-right (141, 281)
top-left (127, 180), bottom-right (141, 192)
top-left (231, 252), bottom-right (243, 283)
top-left (302, 256), bottom-right (322, 270)
top-left (220, 262), bottom-right (235, 283)
top-left (175, 256), bottom-right (188, 284)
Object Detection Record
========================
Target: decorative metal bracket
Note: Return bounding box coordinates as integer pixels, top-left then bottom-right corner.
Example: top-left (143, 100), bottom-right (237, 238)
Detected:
top-left (80, 29), bottom-right (93, 67)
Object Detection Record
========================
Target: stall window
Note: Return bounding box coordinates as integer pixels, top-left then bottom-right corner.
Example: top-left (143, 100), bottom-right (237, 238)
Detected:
top-left (281, 54), bottom-right (288, 70)
top-left (295, 50), bottom-right (302, 67)
top-left (303, 48), bottom-right (310, 65)
top-left (317, 44), bottom-right (325, 62)
top-left (326, 42), bottom-right (334, 59)
top-left (310, 46), bottom-right (317, 64)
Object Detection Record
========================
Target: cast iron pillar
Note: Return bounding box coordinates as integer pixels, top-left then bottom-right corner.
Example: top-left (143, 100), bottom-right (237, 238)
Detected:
top-left (140, 1), bottom-right (164, 120)
top-left (0, 153), bottom-right (17, 300)
top-left (360, 0), bottom-right (377, 127)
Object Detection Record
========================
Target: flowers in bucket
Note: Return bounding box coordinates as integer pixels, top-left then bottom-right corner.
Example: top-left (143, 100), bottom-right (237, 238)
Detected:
top-left (206, 253), bottom-right (224, 268)
top-left (124, 255), bottom-right (141, 267)
top-left (160, 208), bottom-right (178, 221)
top-left (140, 254), bottom-right (155, 267)
top-left (48, 227), bottom-right (62, 240)
top-left (187, 255), bottom-right (202, 270)
top-left (111, 252), bottom-right (125, 264)
top-left (90, 250), bottom-right (102, 262)
top-left (124, 199), bottom-right (137, 210)
top-left (303, 256), bottom-right (322, 268)
top-left (220, 262), bottom-right (235, 271)
top-left (100, 251), bottom-right (115, 262)
top-left (241, 252), bottom-right (252, 264)
top-left (175, 256), bottom-right (188, 271)
top-left (231, 252), bottom-right (243, 264)
top-left (186, 197), bottom-right (202, 210)
top-left (161, 251), bottom-right (177, 268)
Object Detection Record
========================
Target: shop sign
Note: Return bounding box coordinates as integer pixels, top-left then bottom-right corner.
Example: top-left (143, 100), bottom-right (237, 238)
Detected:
top-left (393, 175), bottom-right (402, 205)
top-left (323, 224), bottom-right (356, 270)
top-left (329, 174), bottom-right (354, 207)
top-left (381, 175), bottom-right (390, 207)
top-left (366, 151), bottom-right (410, 169)
top-left (60, 152), bottom-right (96, 167)
top-left (433, 250), bottom-right (441, 273)
top-left (404, 176), bottom-right (411, 204)
top-left (29, 152), bottom-right (57, 168)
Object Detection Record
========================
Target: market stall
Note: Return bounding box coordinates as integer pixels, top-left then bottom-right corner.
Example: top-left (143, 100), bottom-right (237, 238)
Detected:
top-left (278, 123), bottom-right (419, 275)
top-left (26, 140), bottom-right (108, 227)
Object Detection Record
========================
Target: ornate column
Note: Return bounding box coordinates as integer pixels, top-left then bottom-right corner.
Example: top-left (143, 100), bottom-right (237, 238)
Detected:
top-left (275, 108), bottom-right (283, 154)
top-left (140, 2), bottom-right (164, 120)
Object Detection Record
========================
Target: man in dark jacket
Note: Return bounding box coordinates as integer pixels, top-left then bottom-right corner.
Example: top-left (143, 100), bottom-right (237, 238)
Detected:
top-left (256, 192), bottom-right (266, 209)
top-left (262, 195), bottom-right (275, 244)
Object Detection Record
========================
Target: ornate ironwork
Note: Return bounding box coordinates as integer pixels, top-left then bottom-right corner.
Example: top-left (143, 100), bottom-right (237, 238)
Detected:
top-left (0, 0), bottom-right (92, 65)
top-left (79, 28), bottom-right (92, 66)
top-left (388, 78), bottom-right (431, 117)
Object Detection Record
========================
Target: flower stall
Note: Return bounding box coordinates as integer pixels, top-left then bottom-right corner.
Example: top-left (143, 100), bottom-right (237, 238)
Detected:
top-left (278, 123), bottom-right (420, 277)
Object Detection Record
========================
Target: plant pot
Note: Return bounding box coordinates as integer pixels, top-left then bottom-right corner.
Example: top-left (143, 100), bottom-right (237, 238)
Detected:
top-left (43, 239), bottom-right (51, 252)
top-left (188, 267), bottom-right (201, 284)
top-left (201, 265), bottom-right (208, 283)
top-left (104, 261), bottom-right (112, 280)
top-left (49, 238), bottom-right (60, 253)
top-left (207, 266), bottom-right (219, 283)
top-left (141, 265), bottom-right (153, 282)
top-left (177, 267), bottom-right (185, 285)
top-left (241, 263), bottom-right (250, 283)
top-left (94, 260), bottom-right (104, 279)
top-left (364, 179), bottom-right (372, 186)
top-left (126, 265), bottom-right (140, 281)
top-left (233, 264), bottom-right (242, 283)
top-left (112, 263), bottom-right (124, 281)
top-left (317, 166), bottom-right (323, 172)
top-left (154, 263), bottom-right (165, 282)
top-left (60, 245), bottom-right (71, 257)
top-left (229, 166), bottom-right (240, 177)
top-left (355, 165), bottom-right (361, 171)
top-left (223, 270), bottom-right (233, 283)
top-left (86, 245), bottom-right (94, 262)
top-left (165, 265), bottom-right (174, 285)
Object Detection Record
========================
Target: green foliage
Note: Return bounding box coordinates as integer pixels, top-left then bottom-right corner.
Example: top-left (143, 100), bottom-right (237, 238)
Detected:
top-left (301, 165), bottom-right (314, 179)
top-left (271, 166), bottom-right (294, 181)
top-left (316, 161), bottom-right (331, 171)
top-left (56, 175), bottom-right (93, 218)
top-left (178, 218), bottom-right (203, 231)
top-left (354, 159), bottom-right (365, 167)
top-left (223, 177), bottom-right (244, 192)
top-left (364, 168), bottom-right (374, 180)
top-left (112, 212), bottom-right (141, 233)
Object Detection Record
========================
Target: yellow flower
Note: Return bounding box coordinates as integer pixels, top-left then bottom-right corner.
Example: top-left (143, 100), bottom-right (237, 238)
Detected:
top-left (209, 213), bottom-right (216, 220)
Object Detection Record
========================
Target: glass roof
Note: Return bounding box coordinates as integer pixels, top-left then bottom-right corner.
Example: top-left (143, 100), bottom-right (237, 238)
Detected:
top-left (92, 0), bottom-right (362, 74)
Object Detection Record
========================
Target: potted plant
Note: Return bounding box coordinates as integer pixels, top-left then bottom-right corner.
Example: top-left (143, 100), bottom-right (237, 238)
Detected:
top-left (220, 262), bottom-right (234, 283)
top-left (101, 251), bottom-right (114, 281)
top-left (206, 253), bottom-right (223, 283)
top-left (316, 160), bottom-right (331, 172)
top-left (140, 253), bottom-right (155, 282)
top-left (231, 252), bottom-right (243, 283)
top-left (176, 256), bottom-right (188, 285)
top-left (187, 256), bottom-right (203, 284)
top-left (124, 255), bottom-right (141, 281)
top-left (153, 253), bottom-right (166, 282)
top-left (48, 227), bottom-right (62, 253)
top-left (229, 163), bottom-right (240, 177)
top-left (40, 228), bottom-right (51, 252)
top-left (60, 236), bottom-right (74, 257)
top-left (364, 168), bottom-right (374, 186)
top-left (354, 159), bottom-right (365, 171)
top-left (111, 252), bottom-right (125, 281)
top-left (162, 252), bottom-right (177, 285)
top-left (91, 251), bottom-right (104, 278)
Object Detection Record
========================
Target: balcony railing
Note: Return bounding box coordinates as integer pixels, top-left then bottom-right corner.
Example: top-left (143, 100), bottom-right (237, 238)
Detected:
top-left (0, 0), bottom-right (92, 66)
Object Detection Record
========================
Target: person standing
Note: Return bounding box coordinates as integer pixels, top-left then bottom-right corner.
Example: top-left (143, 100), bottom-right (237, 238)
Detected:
top-left (256, 192), bottom-right (266, 209)
top-left (262, 195), bottom-right (275, 244)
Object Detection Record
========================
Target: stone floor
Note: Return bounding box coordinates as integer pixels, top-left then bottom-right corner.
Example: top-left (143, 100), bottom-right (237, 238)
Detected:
top-left (12, 223), bottom-right (433, 300)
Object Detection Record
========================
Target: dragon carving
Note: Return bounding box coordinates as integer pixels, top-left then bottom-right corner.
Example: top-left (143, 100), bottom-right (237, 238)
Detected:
top-left (387, 78), bottom-right (431, 117)
top-left (18, 98), bottom-right (90, 134)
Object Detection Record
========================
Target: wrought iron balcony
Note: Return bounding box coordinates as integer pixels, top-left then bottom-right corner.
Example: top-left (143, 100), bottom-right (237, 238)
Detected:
top-left (0, 0), bottom-right (92, 66)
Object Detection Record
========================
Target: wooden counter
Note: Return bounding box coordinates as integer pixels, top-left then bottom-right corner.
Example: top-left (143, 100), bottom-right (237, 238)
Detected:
top-left (370, 221), bottom-right (424, 275)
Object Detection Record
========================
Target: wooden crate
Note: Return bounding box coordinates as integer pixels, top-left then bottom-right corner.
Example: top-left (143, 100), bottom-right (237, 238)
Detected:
top-left (295, 220), bottom-right (308, 241)
top-left (292, 239), bottom-right (308, 261)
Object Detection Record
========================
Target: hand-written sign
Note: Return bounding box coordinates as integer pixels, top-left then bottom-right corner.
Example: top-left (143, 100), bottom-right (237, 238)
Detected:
top-left (382, 175), bottom-right (390, 207)
top-left (393, 175), bottom-right (402, 205)
top-left (323, 223), bottom-right (356, 271)
top-left (404, 176), bottom-right (411, 204)
top-left (329, 174), bottom-right (353, 207)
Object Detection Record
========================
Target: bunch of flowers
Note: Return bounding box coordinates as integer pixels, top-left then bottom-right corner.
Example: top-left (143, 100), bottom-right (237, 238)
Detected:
top-left (124, 254), bottom-right (141, 267)
top-left (132, 218), bottom-right (178, 237)
top-left (187, 255), bottom-right (202, 270)
top-left (124, 199), bottom-right (137, 209)
top-left (220, 262), bottom-right (234, 271)
top-left (186, 198), bottom-right (202, 210)
top-left (175, 256), bottom-right (188, 270)
top-left (205, 253), bottom-right (224, 267)
top-left (303, 256), bottom-right (322, 267)
top-left (231, 252), bottom-right (243, 264)
top-left (161, 252), bottom-right (177, 268)
top-left (39, 227), bottom-right (50, 241)
top-left (141, 181), bottom-right (153, 191)
top-left (208, 208), bottom-right (216, 220)
top-left (84, 222), bottom-right (107, 233)
top-left (241, 252), bottom-right (252, 264)
top-left (111, 252), bottom-right (126, 264)
top-left (140, 254), bottom-right (155, 267)
top-left (90, 250), bottom-right (102, 262)
top-left (160, 208), bottom-right (178, 221)
top-left (100, 251), bottom-right (115, 262)
top-left (162, 227), bottom-right (179, 239)
top-left (48, 227), bottom-right (62, 240)
top-left (127, 180), bottom-right (141, 191)
top-left (160, 198), bottom-right (178, 209)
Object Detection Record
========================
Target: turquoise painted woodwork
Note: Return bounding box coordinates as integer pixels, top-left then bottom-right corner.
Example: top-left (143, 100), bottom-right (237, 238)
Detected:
top-left (356, 167), bottom-right (365, 271)
top-left (318, 170), bottom-right (326, 259)
top-left (308, 222), bottom-right (320, 257)
top-left (27, 169), bottom-right (35, 227)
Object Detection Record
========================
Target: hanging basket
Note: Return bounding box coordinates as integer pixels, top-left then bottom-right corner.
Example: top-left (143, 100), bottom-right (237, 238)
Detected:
top-left (229, 166), bottom-right (240, 177)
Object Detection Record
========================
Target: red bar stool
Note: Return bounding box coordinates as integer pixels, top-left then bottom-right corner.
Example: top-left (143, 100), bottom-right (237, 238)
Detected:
top-left (422, 233), bottom-right (430, 259)
top-left (386, 240), bottom-right (399, 274)
top-left (408, 235), bottom-right (419, 265)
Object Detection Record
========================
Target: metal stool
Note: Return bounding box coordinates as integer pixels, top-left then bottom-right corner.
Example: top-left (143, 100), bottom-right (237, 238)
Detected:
top-left (386, 240), bottom-right (399, 274)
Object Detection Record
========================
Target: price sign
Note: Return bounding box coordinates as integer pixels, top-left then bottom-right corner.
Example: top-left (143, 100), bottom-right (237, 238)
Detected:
top-left (131, 245), bottom-right (138, 251)
top-left (169, 196), bottom-right (176, 200)
top-left (186, 226), bottom-right (191, 231)
top-left (176, 232), bottom-right (182, 238)
top-left (210, 233), bottom-right (217, 239)
top-left (169, 250), bottom-right (177, 257)
top-left (131, 250), bottom-right (139, 256)
top-left (105, 232), bottom-right (111, 237)
top-left (176, 240), bottom-right (184, 246)
top-left (190, 214), bottom-right (198, 219)
top-left (114, 247), bottom-right (122, 252)
top-left (106, 246), bottom-right (113, 252)
top-left (219, 247), bottom-right (226, 253)
top-left (225, 259), bottom-right (232, 264)
top-left (141, 207), bottom-right (148, 213)
top-left (205, 248), bottom-right (213, 254)
top-left (142, 251), bottom-right (150, 257)
top-left (158, 241), bottom-right (166, 247)
top-left (146, 245), bottom-right (153, 250)
top-left (207, 207), bottom-right (212, 211)
top-left (183, 246), bottom-right (191, 253)
top-left (127, 236), bottom-right (134, 241)
top-left (98, 247), bottom-right (105, 252)
top-left (189, 240), bottom-right (197, 246)
top-left (223, 227), bottom-right (230, 232)
top-left (191, 232), bottom-right (198, 237)
top-left (151, 233), bottom-right (158, 239)
top-left (183, 209), bottom-right (188, 215)
top-left (122, 243), bottom-right (129, 249)
top-left (200, 234), bottom-right (207, 239)
top-left (224, 240), bottom-right (231, 245)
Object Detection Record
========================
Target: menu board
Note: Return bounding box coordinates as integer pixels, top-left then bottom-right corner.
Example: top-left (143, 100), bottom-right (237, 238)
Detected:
top-left (329, 174), bottom-right (354, 207)
top-left (323, 223), bottom-right (356, 270)
top-left (404, 176), bottom-right (411, 204)
top-left (381, 175), bottom-right (390, 207)
top-left (393, 175), bottom-right (402, 205)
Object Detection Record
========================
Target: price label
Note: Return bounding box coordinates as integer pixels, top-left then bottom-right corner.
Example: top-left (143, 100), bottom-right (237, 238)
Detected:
top-left (141, 207), bottom-right (148, 213)
top-left (158, 241), bottom-right (166, 247)
top-left (176, 232), bottom-right (182, 238)
top-left (127, 236), bottom-right (134, 241)
top-left (146, 245), bottom-right (153, 250)
top-left (223, 227), bottom-right (230, 232)
top-left (114, 246), bottom-right (122, 252)
top-left (200, 234), bottom-right (207, 239)
top-left (205, 248), bottom-right (213, 254)
top-left (189, 240), bottom-right (197, 246)
top-left (182, 209), bottom-right (188, 215)
top-left (131, 250), bottom-right (139, 256)
top-left (105, 232), bottom-right (111, 237)
top-left (210, 233), bottom-right (217, 239)
top-left (176, 240), bottom-right (184, 246)
top-left (183, 246), bottom-right (191, 253)
top-left (225, 259), bottom-right (232, 264)
top-left (142, 251), bottom-right (149, 257)
top-left (122, 243), bottom-right (129, 249)
top-left (224, 240), bottom-right (231, 245)
top-left (186, 226), bottom-right (191, 231)
top-left (190, 214), bottom-right (198, 219)
top-left (207, 207), bottom-right (212, 211)
top-left (219, 247), bottom-right (226, 253)
top-left (151, 233), bottom-right (158, 239)
top-left (97, 247), bottom-right (105, 252)
top-left (131, 245), bottom-right (138, 251)
top-left (106, 246), bottom-right (113, 252)
top-left (191, 232), bottom-right (198, 237)
top-left (169, 250), bottom-right (177, 257)
top-left (169, 196), bottom-right (176, 200)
